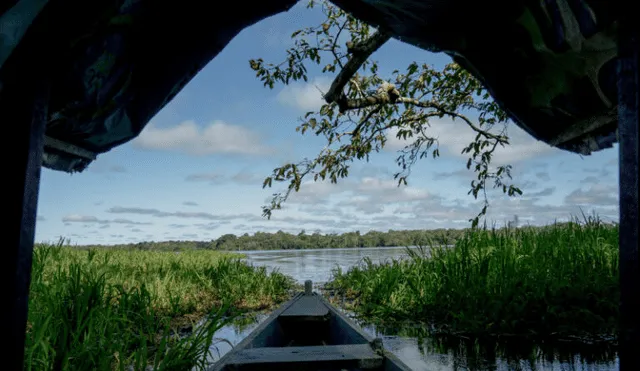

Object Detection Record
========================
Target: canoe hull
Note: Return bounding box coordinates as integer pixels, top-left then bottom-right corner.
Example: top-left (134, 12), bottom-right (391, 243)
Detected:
top-left (209, 291), bottom-right (412, 371)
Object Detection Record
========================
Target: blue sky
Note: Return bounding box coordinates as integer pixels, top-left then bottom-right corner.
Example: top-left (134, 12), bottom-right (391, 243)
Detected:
top-left (35, 2), bottom-right (619, 245)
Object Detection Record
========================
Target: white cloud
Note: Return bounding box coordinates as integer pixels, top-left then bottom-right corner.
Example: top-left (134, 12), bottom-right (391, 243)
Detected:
top-left (185, 173), bottom-right (224, 183)
top-left (63, 215), bottom-right (100, 223)
top-left (53, 174), bottom-right (620, 244)
top-left (286, 176), bottom-right (432, 212)
top-left (580, 175), bottom-right (601, 184)
top-left (387, 185), bottom-right (619, 228)
top-left (62, 214), bottom-right (151, 225)
top-left (277, 168), bottom-right (618, 231)
top-left (355, 177), bottom-right (430, 203)
top-left (385, 118), bottom-right (555, 165)
top-left (565, 184), bottom-right (619, 206)
top-left (231, 171), bottom-right (264, 185)
top-left (133, 120), bottom-right (274, 156)
top-left (184, 171), bottom-right (264, 186)
top-left (276, 77), bottom-right (332, 111)
top-left (106, 206), bottom-right (263, 222)
top-left (287, 180), bottom-right (343, 205)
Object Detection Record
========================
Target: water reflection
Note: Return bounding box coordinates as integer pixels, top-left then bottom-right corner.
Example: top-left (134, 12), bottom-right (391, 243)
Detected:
top-left (242, 246), bottom-right (417, 284)
top-left (206, 313), bottom-right (268, 363)
top-left (208, 247), bottom-right (618, 371)
top-left (358, 320), bottom-right (618, 371)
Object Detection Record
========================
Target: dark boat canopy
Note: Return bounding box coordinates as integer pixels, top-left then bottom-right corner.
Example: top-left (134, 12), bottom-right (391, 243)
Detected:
top-left (0, 0), bottom-right (618, 173)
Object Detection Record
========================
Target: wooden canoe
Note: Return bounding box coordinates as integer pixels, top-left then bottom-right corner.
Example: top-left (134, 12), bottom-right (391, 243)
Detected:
top-left (209, 281), bottom-right (412, 371)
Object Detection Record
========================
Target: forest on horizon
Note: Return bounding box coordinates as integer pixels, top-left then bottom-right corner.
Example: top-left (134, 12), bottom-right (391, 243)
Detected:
top-left (65, 221), bottom-right (584, 251)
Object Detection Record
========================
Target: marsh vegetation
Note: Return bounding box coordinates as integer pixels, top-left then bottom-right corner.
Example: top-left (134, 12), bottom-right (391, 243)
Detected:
top-left (25, 243), bottom-right (295, 371)
top-left (325, 218), bottom-right (619, 342)
top-left (27, 217), bottom-right (619, 370)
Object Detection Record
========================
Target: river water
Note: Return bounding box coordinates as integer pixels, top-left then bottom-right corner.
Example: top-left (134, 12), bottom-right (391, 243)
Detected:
top-left (209, 247), bottom-right (618, 371)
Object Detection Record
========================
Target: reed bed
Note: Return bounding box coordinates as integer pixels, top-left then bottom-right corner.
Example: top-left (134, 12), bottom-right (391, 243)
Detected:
top-left (25, 243), bottom-right (295, 371)
top-left (327, 217), bottom-right (619, 341)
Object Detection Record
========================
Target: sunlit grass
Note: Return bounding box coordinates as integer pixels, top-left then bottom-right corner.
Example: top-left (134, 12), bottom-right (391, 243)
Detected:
top-left (25, 243), bottom-right (295, 370)
top-left (326, 216), bottom-right (619, 340)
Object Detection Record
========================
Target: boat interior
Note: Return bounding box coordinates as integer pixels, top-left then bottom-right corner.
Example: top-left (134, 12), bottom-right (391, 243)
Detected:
top-left (210, 288), bottom-right (410, 371)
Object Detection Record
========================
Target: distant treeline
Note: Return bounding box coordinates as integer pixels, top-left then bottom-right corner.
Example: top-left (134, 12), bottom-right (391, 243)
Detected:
top-left (69, 223), bottom-right (585, 251)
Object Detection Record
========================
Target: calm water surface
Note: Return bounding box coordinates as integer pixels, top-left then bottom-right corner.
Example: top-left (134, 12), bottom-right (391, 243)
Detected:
top-left (243, 246), bottom-right (417, 284)
top-left (209, 247), bottom-right (618, 371)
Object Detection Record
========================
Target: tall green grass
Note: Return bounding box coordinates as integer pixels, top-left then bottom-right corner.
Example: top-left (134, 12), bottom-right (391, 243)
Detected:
top-left (327, 217), bottom-right (619, 340)
top-left (26, 243), bottom-right (295, 370)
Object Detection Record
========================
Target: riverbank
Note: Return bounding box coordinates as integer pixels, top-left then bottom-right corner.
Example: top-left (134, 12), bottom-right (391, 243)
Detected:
top-left (324, 218), bottom-right (619, 342)
top-left (25, 243), bottom-right (296, 370)
top-left (70, 228), bottom-right (467, 251)
top-left (27, 218), bottom-right (620, 369)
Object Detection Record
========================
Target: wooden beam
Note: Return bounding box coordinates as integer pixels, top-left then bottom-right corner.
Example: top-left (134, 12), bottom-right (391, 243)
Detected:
top-left (44, 136), bottom-right (96, 161)
top-left (224, 344), bottom-right (383, 370)
top-left (617, 6), bottom-right (640, 371)
top-left (0, 70), bottom-right (48, 369)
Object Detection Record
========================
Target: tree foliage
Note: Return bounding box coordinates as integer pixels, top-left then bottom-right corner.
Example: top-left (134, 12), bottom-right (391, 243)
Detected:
top-left (250, 0), bottom-right (522, 228)
top-left (71, 222), bottom-right (589, 252)
top-left (72, 228), bottom-right (469, 251)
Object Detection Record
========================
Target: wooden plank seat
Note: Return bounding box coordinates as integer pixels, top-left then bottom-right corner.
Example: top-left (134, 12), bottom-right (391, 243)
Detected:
top-left (222, 344), bottom-right (383, 370)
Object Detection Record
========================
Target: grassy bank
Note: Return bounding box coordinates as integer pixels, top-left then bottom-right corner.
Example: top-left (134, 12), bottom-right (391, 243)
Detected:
top-left (326, 218), bottom-right (619, 341)
top-left (25, 243), bottom-right (295, 371)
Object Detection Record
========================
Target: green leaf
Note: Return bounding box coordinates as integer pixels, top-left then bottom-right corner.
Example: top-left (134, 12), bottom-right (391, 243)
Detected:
top-left (249, 2), bottom-right (517, 227)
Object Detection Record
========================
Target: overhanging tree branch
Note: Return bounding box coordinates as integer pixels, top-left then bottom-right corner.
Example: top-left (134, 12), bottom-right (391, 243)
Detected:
top-left (318, 29), bottom-right (507, 145)
top-left (323, 30), bottom-right (392, 105)
top-left (249, 0), bottom-right (521, 227)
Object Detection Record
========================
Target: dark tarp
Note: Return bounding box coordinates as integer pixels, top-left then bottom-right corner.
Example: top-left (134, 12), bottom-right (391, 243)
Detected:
top-left (0, 0), bottom-right (619, 172)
